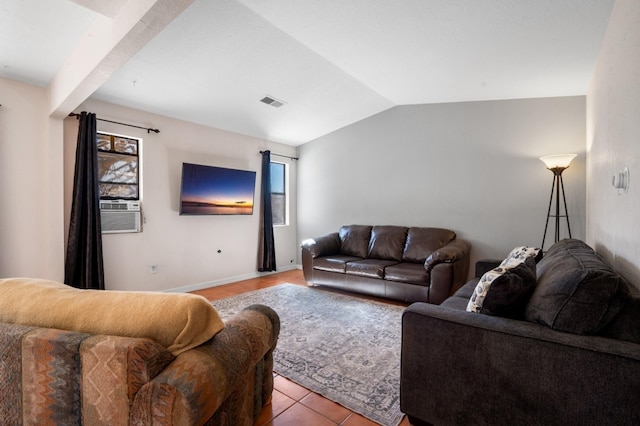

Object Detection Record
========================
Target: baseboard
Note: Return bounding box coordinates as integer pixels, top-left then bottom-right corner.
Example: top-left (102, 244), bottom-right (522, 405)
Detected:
top-left (165, 264), bottom-right (300, 293)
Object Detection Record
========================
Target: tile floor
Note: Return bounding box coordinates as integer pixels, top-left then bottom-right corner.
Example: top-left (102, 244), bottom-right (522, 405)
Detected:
top-left (192, 269), bottom-right (412, 425)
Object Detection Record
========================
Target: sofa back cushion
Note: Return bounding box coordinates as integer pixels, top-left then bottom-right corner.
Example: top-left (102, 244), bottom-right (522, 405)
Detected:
top-left (367, 226), bottom-right (408, 261)
top-left (402, 227), bottom-right (456, 263)
top-left (524, 239), bottom-right (628, 335)
top-left (339, 225), bottom-right (372, 258)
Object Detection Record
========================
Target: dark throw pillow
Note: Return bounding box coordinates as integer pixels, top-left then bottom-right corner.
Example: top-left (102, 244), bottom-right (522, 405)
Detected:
top-left (480, 257), bottom-right (537, 318)
top-left (467, 257), bottom-right (537, 319)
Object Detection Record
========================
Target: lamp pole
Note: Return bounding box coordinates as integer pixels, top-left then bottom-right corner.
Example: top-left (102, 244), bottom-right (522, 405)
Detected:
top-left (540, 154), bottom-right (576, 251)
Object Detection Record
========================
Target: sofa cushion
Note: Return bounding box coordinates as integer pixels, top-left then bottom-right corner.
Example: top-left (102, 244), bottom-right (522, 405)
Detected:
top-left (0, 278), bottom-right (224, 356)
top-left (402, 227), bottom-right (456, 263)
top-left (440, 294), bottom-right (469, 311)
top-left (384, 263), bottom-right (429, 285)
top-left (454, 279), bottom-right (477, 300)
top-left (339, 225), bottom-right (372, 258)
top-left (524, 239), bottom-right (629, 334)
top-left (367, 226), bottom-right (407, 261)
top-left (346, 259), bottom-right (399, 279)
top-left (441, 280), bottom-right (478, 310)
top-left (314, 255), bottom-right (363, 273)
top-left (542, 237), bottom-right (585, 258)
top-left (467, 257), bottom-right (537, 318)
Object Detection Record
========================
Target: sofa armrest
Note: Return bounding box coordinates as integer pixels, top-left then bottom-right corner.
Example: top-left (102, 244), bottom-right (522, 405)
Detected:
top-left (301, 233), bottom-right (340, 283)
top-left (423, 239), bottom-right (471, 303)
top-left (423, 239), bottom-right (471, 272)
top-left (401, 303), bottom-right (640, 425)
top-left (301, 232), bottom-right (341, 258)
top-left (130, 305), bottom-right (280, 426)
top-left (475, 258), bottom-right (502, 277)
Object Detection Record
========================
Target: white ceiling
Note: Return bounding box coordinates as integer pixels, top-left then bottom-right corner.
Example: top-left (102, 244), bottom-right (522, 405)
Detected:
top-left (1, 0), bottom-right (615, 146)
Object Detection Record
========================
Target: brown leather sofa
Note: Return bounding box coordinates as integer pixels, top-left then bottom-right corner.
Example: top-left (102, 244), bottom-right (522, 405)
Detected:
top-left (301, 225), bottom-right (471, 304)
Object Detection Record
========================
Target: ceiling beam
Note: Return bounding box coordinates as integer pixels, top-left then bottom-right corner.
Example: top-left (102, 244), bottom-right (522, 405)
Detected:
top-left (68, 0), bottom-right (128, 19)
top-left (47, 0), bottom-right (194, 118)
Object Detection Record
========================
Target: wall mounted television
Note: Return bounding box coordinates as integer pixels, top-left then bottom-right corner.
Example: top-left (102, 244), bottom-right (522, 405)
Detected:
top-left (179, 162), bottom-right (257, 215)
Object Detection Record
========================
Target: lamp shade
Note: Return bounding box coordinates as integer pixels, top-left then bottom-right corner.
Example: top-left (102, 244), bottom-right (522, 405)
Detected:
top-left (540, 154), bottom-right (577, 169)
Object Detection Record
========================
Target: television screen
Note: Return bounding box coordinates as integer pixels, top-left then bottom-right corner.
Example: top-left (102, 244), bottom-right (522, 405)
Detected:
top-left (179, 163), bottom-right (257, 215)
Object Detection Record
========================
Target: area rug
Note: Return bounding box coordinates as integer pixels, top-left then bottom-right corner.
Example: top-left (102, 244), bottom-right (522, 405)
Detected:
top-left (210, 283), bottom-right (405, 426)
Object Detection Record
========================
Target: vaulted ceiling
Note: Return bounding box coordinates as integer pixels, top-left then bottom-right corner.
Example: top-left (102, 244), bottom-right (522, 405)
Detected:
top-left (1, 0), bottom-right (615, 145)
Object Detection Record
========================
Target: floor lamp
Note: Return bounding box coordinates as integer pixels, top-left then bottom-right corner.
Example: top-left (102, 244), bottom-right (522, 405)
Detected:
top-left (540, 154), bottom-right (576, 251)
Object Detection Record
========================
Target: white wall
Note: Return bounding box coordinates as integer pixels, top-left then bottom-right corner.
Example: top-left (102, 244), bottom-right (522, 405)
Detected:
top-left (0, 77), bottom-right (58, 278)
top-left (587, 0), bottom-right (640, 289)
top-left (297, 97), bottom-right (586, 274)
top-left (0, 78), bottom-right (298, 289)
top-left (63, 99), bottom-right (298, 292)
top-left (1, 78), bottom-right (297, 290)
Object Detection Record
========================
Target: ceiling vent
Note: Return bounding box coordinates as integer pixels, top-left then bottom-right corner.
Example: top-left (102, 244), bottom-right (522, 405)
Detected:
top-left (260, 95), bottom-right (286, 108)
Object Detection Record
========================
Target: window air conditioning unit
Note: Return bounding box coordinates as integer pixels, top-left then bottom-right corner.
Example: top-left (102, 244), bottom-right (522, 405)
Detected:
top-left (100, 200), bottom-right (142, 234)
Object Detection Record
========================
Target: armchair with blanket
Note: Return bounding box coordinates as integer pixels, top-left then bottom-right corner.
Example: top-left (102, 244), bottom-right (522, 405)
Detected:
top-left (0, 277), bottom-right (280, 425)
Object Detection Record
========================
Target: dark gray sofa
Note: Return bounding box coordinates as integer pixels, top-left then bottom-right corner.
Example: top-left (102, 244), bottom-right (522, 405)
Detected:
top-left (401, 239), bottom-right (640, 425)
top-left (301, 225), bottom-right (471, 304)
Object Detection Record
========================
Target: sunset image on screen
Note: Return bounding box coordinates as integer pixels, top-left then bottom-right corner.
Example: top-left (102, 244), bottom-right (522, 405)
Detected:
top-left (180, 163), bottom-right (256, 215)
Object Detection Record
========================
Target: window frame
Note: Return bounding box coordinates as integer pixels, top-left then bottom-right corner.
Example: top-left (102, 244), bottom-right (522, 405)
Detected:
top-left (96, 131), bottom-right (141, 201)
top-left (270, 161), bottom-right (288, 226)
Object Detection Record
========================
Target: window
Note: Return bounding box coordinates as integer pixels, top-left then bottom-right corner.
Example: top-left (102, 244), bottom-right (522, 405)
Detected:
top-left (270, 162), bottom-right (287, 225)
top-left (97, 132), bottom-right (140, 199)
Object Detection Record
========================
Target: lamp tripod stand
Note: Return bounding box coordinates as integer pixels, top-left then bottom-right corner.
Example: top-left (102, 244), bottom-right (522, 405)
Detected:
top-left (540, 154), bottom-right (576, 251)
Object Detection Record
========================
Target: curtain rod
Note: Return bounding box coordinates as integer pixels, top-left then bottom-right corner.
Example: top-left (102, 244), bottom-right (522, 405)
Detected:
top-left (259, 150), bottom-right (299, 160)
top-left (69, 113), bottom-right (160, 134)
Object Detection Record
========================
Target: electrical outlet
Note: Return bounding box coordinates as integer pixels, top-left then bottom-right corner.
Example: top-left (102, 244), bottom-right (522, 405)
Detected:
top-left (150, 264), bottom-right (158, 274)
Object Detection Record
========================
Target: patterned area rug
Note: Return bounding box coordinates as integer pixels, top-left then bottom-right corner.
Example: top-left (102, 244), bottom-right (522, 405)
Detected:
top-left (211, 283), bottom-right (405, 426)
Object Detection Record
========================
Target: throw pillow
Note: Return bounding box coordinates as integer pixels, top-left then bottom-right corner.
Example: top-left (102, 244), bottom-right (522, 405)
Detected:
top-left (467, 257), bottom-right (537, 318)
top-left (467, 246), bottom-right (540, 317)
top-left (500, 246), bottom-right (541, 268)
top-left (482, 257), bottom-right (537, 318)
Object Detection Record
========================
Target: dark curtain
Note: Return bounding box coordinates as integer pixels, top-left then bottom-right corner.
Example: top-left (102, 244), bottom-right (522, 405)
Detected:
top-left (258, 150), bottom-right (276, 271)
top-left (64, 112), bottom-right (105, 289)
